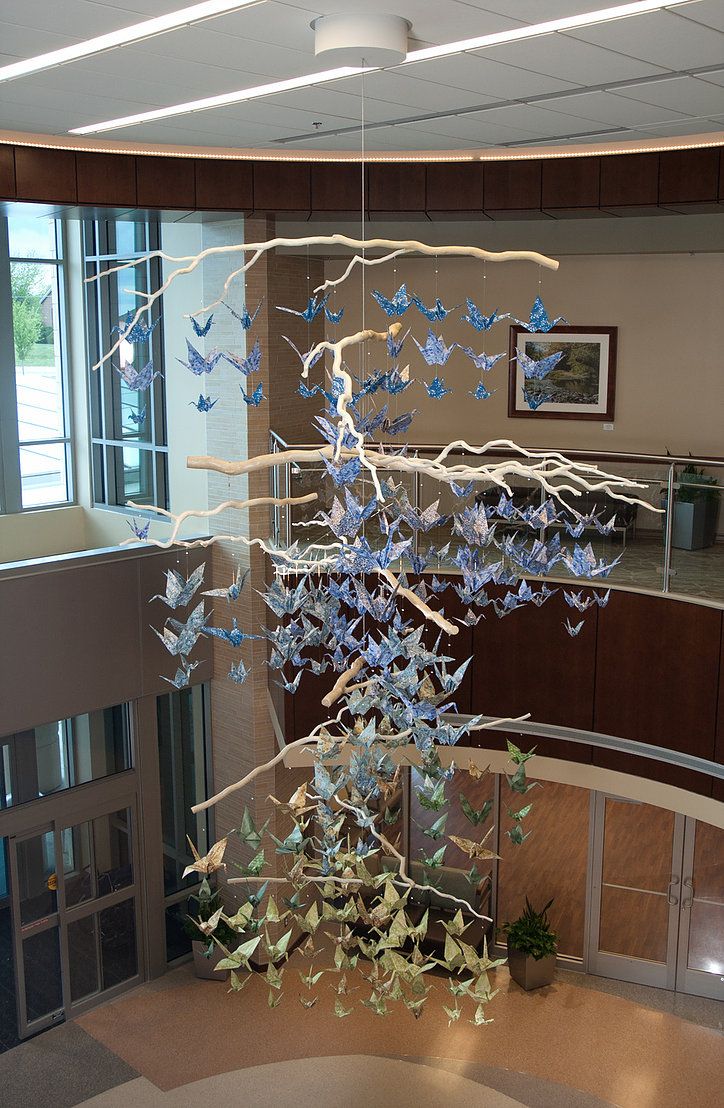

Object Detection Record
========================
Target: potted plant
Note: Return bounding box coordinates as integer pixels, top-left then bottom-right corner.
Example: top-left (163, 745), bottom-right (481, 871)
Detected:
top-left (184, 879), bottom-right (237, 980)
top-left (501, 897), bottom-right (557, 991)
top-left (662, 464), bottom-right (721, 551)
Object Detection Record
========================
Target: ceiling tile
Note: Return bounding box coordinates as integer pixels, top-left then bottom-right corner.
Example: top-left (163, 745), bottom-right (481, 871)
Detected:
top-left (399, 53), bottom-right (525, 95)
top-left (697, 68), bottom-right (724, 87)
top-left (669, 1), bottom-right (724, 34)
top-left (565, 10), bottom-right (724, 70)
top-left (640, 117), bottom-right (724, 135)
top-left (478, 33), bottom-right (670, 83)
top-left (475, 102), bottom-right (606, 136)
top-left (616, 76), bottom-right (724, 116)
top-left (542, 90), bottom-right (688, 127)
top-left (331, 71), bottom-right (499, 113)
top-left (477, 1), bottom-right (612, 21)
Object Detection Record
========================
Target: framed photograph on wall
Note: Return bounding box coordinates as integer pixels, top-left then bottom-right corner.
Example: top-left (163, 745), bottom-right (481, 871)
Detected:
top-left (508, 325), bottom-right (617, 421)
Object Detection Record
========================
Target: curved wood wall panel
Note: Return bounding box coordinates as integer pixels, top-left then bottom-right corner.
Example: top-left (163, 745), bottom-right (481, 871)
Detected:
top-left (284, 582), bottom-right (724, 798)
top-left (1, 143), bottom-right (722, 218)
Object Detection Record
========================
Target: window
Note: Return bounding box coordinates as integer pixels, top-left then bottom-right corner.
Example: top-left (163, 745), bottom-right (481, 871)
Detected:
top-left (84, 219), bottom-right (168, 509)
top-left (0, 210), bottom-right (71, 512)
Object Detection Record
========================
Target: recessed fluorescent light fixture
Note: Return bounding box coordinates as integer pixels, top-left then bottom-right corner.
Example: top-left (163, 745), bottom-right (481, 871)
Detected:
top-left (0, 0), bottom-right (264, 84)
top-left (69, 1), bottom-right (699, 135)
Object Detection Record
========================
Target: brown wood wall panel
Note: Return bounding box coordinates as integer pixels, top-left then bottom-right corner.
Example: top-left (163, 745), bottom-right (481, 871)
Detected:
top-left (483, 159), bottom-right (542, 217)
top-left (14, 146), bottom-right (77, 203)
top-left (471, 589), bottom-right (598, 761)
top-left (659, 147), bottom-right (720, 206)
top-left (136, 155), bottom-right (196, 209)
top-left (195, 158), bottom-right (253, 211)
top-left (0, 145), bottom-right (15, 199)
top-left (600, 152), bottom-right (659, 210)
top-left (367, 162), bottom-right (426, 216)
top-left (593, 594), bottom-right (721, 796)
top-left (426, 162), bottom-right (485, 217)
top-left (76, 151), bottom-right (136, 206)
top-left (310, 162), bottom-right (366, 213)
top-left (714, 624), bottom-right (724, 803)
top-left (253, 161), bottom-right (310, 214)
top-left (543, 156), bottom-right (600, 212)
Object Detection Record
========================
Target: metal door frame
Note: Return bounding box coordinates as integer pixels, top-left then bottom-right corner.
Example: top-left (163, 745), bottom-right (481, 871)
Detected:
top-left (674, 818), bottom-right (724, 1002)
top-left (586, 792), bottom-right (685, 990)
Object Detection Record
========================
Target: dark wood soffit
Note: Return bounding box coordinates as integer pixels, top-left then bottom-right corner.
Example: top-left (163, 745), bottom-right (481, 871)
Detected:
top-left (1, 143), bottom-right (724, 216)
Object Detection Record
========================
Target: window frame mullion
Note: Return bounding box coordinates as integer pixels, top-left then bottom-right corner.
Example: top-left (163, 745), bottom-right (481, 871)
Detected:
top-left (0, 217), bottom-right (23, 513)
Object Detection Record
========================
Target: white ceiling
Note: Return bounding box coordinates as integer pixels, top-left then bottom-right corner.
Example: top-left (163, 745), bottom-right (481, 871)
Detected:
top-left (0, 0), bottom-right (723, 151)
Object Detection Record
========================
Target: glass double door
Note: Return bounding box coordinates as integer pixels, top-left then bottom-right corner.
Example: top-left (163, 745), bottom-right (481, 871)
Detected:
top-left (588, 795), bottom-right (724, 1000)
top-left (8, 793), bottom-right (142, 1039)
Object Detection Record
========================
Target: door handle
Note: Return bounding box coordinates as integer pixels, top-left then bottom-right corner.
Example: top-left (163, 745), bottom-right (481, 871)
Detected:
top-left (682, 877), bottom-right (694, 910)
top-left (666, 875), bottom-right (680, 906)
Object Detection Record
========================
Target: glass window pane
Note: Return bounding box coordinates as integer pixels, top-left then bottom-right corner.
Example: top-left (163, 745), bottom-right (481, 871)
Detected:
top-left (94, 808), bottom-right (132, 896)
top-left (165, 899), bottom-right (193, 963)
top-left (34, 721), bottom-right (70, 797)
top-left (599, 885), bottom-right (669, 963)
top-left (114, 222), bottom-right (146, 256)
top-left (602, 798), bottom-right (674, 893)
top-left (68, 914), bottom-right (100, 1002)
top-left (119, 444), bottom-right (154, 504)
top-left (17, 831), bottom-right (57, 925)
top-left (19, 442), bottom-right (68, 508)
top-left (13, 262), bottom-right (64, 438)
top-left (64, 822), bottom-right (94, 908)
top-left (157, 686), bottom-right (209, 898)
top-left (70, 706), bottom-right (131, 788)
top-left (23, 927), bottom-right (62, 1024)
top-left (100, 898), bottom-right (137, 989)
top-left (8, 212), bottom-right (57, 259)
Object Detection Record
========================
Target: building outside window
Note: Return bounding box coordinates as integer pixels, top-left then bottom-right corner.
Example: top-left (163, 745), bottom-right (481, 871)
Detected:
top-left (0, 210), bottom-right (71, 513)
top-left (83, 219), bottom-right (168, 510)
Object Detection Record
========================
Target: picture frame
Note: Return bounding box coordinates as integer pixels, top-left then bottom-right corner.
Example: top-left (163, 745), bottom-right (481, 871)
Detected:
top-left (508, 325), bottom-right (617, 421)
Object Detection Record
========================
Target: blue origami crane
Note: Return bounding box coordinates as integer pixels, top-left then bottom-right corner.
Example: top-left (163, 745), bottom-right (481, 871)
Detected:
top-left (470, 381), bottom-right (495, 400)
top-left (524, 389), bottom-right (547, 410)
top-left (398, 497), bottom-right (445, 533)
top-left (177, 339), bottom-right (223, 376)
top-left (223, 338), bottom-right (262, 376)
top-left (115, 361), bottom-right (161, 391)
top-left (592, 514), bottom-right (617, 536)
top-left (225, 299), bottom-right (263, 331)
top-left (563, 590), bottom-right (596, 612)
top-left (387, 328), bottom-right (409, 358)
top-left (321, 455), bottom-right (362, 487)
top-left (152, 563), bottom-right (205, 609)
top-left (283, 335), bottom-right (324, 371)
top-left (203, 565), bottom-right (249, 603)
top-left (113, 310), bottom-right (160, 344)
top-left (154, 601), bottom-right (208, 657)
top-left (128, 518), bottom-right (150, 540)
top-left (453, 503), bottom-right (496, 546)
top-left (277, 293), bottom-right (329, 323)
top-left (384, 368), bottom-right (412, 395)
top-left (203, 617), bottom-right (261, 647)
top-left (514, 296), bottom-right (567, 333)
top-left (325, 306), bottom-right (345, 324)
top-left (382, 411), bottom-right (416, 436)
top-left (459, 347), bottom-right (505, 372)
top-left (461, 301), bottom-right (509, 331)
top-left (191, 314), bottom-right (214, 338)
top-left (411, 295), bottom-right (458, 321)
top-left (564, 618), bottom-right (585, 637)
top-left (414, 330), bottom-right (457, 367)
top-left (240, 382), bottom-right (265, 406)
top-left (372, 284), bottom-right (413, 317)
top-left (562, 542), bottom-right (622, 579)
top-left (189, 394), bottom-right (219, 412)
top-left (423, 375), bottom-right (452, 399)
top-left (128, 406), bottom-right (146, 425)
top-left (516, 349), bottom-right (565, 380)
top-left (314, 415), bottom-right (357, 451)
top-left (594, 588), bottom-right (611, 607)
top-left (564, 516), bottom-right (586, 538)
top-left (228, 660), bottom-right (250, 684)
top-left (161, 660), bottom-right (199, 689)
top-left (450, 481), bottom-right (474, 499)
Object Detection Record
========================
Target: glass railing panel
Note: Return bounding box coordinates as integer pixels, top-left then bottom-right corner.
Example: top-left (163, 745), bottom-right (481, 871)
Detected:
top-left (667, 464), bottom-right (724, 603)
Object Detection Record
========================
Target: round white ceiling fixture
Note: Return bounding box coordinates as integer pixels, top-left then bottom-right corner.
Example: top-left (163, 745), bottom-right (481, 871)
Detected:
top-left (311, 13), bottom-right (410, 67)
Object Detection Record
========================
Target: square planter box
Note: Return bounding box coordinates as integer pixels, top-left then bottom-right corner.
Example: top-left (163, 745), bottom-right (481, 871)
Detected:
top-left (507, 942), bottom-right (556, 990)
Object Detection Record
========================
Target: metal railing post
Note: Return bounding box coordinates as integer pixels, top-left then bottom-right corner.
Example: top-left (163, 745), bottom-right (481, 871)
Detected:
top-left (662, 462), bottom-right (676, 594)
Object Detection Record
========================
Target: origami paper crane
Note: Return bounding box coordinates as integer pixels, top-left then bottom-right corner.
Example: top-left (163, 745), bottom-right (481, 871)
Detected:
top-left (384, 367), bottom-right (412, 395)
top-left (387, 328), bottom-right (410, 359)
top-left (154, 601), bottom-right (208, 657)
top-left (450, 481), bottom-right (474, 499)
top-left (204, 617), bottom-right (261, 648)
top-left (459, 347), bottom-right (506, 372)
top-left (128, 518), bottom-right (150, 540)
top-left (453, 503), bottom-right (495, 546)
top-left (516, 349), bottom-right (565, 380)
top-left (411, 294), bottom-right (458, 321)
top-left (321, 455), bottom-right (362, 487)
top-left (523, 389), bottom-right (547, 410)
top-left (372, 284), bottom-right (413, 317)
top-left (594, 588), bottom-right (611, 607)
top-left (283, 335), bottom-right (325, 371)
top-left (422, 375), bottom-right (452, 399)
top-left (277, 293), bottom-right (329, 322)
top-left (223, 338), bottom-right (262, 376)
top-left (470, 381), bottom-right (495, 400)
top-left (564, 618), bottom-right (585, 636)
top-left (563, 590), bottom-right (596, 612)
top-left (112, 310), bottom-right (160, 344)
top-left (190, 314), bottom-right (214, 337)
top-left (461, 301), bottom-right (509, 331)
top-left (382, 411), bottom-right (416, 436)
top-left (562, 542), bottom-right (622, 578)
top-left (177, 339), bottom-right (223, 376)
top-left (240, 382), bottom-right (265, 406)
top-left (225, 299), bottom-right (263, 331)
top-left (203, 565), bottom-right (250, 603)
top-left (228, 660), bottom-right (250, 684)
top-left (152, 563), bottom-right (205, 609)
top-left (128, 406), bottom-right (146, 425)
top-left (114, 360), bottom-right (161, 391)
top-left (161, 660), bottom-right (199, 689)
top-left (325, 305), bottom-right (345, 324)
top-left (414, 330), bottom-right (457, 366)
top-left (514, 296), bottom-right (567, 333)
top-left (189, 394), bottom-right (219, 412)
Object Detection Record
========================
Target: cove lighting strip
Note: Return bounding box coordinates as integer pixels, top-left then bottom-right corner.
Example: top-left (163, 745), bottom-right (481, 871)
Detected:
top-left (0, 0), bottom-right (265, 84)
top-left (69, 0), bottom-right (701, 136)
